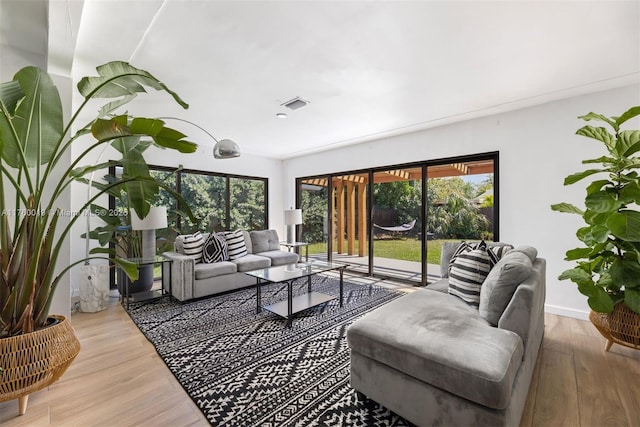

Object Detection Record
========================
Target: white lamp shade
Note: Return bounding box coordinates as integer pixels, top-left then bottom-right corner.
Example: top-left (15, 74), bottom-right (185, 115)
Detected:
top-left (130, 206), bottom-right (168, 230)
top-left (284, 209), bottom-right (302, 225)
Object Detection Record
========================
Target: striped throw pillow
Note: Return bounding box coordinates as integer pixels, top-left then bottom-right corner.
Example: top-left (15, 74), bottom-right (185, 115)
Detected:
top-left (448, 241), bottom-right (495, 307)
top-left (202, 232), bottom-right (228, 263)
top-left (179, 231), bottom-right (205, 263)
top-left (223, 230), bottom-right (248, 260)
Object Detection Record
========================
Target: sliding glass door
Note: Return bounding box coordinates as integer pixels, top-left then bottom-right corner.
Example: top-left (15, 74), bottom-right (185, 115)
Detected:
top-left (300, 178), bottom-right (330, 261)
top-left (331, 173), bottom-right (369, 274)
top-left (425, 159), bottom-right (496, 279)
top-left (372, 167), bottom-right (423, 284)
top-left (295, 153), bottom-right (497, 285)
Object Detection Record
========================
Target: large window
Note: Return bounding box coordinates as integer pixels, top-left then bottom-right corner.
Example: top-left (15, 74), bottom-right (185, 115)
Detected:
top-left (111, 165), bottom-right (268, 249)
top-left (296, 152), bottom-right (497, 285)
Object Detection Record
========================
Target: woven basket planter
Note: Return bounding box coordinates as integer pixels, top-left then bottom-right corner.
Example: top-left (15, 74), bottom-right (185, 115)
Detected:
top-left (0, 315), bottom-right (81, 415)
top-left (589, 302), bottom-right (640, 351)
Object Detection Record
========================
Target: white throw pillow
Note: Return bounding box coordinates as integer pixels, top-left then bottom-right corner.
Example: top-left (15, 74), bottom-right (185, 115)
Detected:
top-left (448, 242), bottom-right (494, 308)
top-left (223, 230), bottom-right (248, 260)
top-left (178, 231), bottom-right (205, 263)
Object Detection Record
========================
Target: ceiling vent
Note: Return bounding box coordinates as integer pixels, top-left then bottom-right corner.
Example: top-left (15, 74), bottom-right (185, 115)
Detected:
top-left (281, 97), bottom-right (309, 111)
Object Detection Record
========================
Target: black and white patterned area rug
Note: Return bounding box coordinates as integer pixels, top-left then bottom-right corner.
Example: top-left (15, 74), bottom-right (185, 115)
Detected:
top-left (127, 276), bottom-right (414, 426)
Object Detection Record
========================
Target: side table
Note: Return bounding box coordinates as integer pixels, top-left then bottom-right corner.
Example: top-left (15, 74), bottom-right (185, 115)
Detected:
top-left (280, 241), bottom-right (309, 262)
top-left (119, 255), bottom-right (173, 310)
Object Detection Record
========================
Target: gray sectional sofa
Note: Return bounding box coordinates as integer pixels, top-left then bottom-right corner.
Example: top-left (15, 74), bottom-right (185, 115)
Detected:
top-left (347, 243), bottom-right (546, 426)
top-left (163, 229), bottom-right (298, 301)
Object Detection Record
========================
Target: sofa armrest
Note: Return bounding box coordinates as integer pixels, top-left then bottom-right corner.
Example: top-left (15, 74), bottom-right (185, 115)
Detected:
top-left (498, 258), bottom-right (546, 355)
top-left (162, 251), bottom-right (195, 301)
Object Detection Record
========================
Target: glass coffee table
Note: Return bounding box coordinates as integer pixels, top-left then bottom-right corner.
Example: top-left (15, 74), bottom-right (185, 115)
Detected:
top-left (245, 261), bottom-right (347, 328)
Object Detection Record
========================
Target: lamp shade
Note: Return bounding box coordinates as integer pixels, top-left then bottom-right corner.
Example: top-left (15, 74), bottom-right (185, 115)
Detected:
top-left (284, 208), bottom-right (303, 225)
top-left (213, 139), bottom-right (241, 159)
top-left (130, 206), bottom-right (168, 230)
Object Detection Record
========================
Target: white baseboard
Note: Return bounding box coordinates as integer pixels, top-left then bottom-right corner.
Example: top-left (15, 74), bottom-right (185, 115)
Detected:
top-left (544, 304), bottom-right (589, 320)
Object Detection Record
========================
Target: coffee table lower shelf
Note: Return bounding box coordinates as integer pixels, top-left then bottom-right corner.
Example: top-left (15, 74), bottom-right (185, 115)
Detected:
top-left (263, 291), bottom-right (336, 319)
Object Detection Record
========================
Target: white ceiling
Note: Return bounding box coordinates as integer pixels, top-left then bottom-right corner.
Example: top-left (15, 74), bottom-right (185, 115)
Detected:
top-left (65, 0), bottom-right (640, 159)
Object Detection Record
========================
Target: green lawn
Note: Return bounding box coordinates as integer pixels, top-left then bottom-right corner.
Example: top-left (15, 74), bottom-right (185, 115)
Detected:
top-left (307, 239), bottom-right (454, 265)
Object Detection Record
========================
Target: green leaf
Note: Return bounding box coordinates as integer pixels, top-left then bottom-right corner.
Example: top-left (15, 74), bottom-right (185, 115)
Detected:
top-left (584, 210), bottom-right (608, 226)
top-left (152, 127), bottom-right (198, 153)
top-left (70, 161), bottom-right (115, 179)
top-left (77, 61), bottom-right (189, 109)
top-left (576, 126), bottom-right (615, 149)
top-left (580, 283), bottom-right (615, 313)
top-left (624, 289), bottom-right (640, 314)
top-left (564, 169), bottom-right (604, 185)
top-left (617, 130), bottom-right (640, 156)
top-left (614, 106), bottom-right (640, 127)
top-left (0, 67), bottom-right (63, 168)
top-left (586, 180), bottom-right (613, 196)
top-left (97, 94), bottom-right (138, 118)
top-left (0, 80), bottom-right (23, 115)
top-left (590, 224), bottom-right (610, 243)
top-left (565, 247), bottom-right (593, 261)
top-left (578, 112), bottom-right (618, 132)
top-left (559, 267), bottom-right (592, 285)
top-left (619, 182), bottom-right (640, 204)
top-left (550, 202), bottom-right (583, 215)
top-left (609, 258), bottom-right (640, 288)
top-left (113, 258), bottom-right (139, 281)
top-left (88, 247), bottom-right (115, 255)
top-left (585, 190), bottom-right (621, 213)
top-left (582, 156), bottom-right (616, 165)
top-left (606, 211), bottom-right (640, 241)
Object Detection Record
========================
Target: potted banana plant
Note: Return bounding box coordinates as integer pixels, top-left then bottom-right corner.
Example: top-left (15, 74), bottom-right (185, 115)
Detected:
top-left (0, 61), bottom-right (197, 414)
top-left (552, 105), bottom-right (640, 350)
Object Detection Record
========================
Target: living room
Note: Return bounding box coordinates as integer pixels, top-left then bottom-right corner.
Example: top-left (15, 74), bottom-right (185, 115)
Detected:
top-left (1, 1), bottom-right (639, 426)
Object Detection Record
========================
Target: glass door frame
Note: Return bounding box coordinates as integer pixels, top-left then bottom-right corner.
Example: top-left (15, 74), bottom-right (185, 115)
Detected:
top-left (295, 151), bottom-right (499, 285)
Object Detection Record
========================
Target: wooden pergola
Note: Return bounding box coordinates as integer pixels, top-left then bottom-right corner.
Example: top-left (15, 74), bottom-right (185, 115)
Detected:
top-left (301, 159), bottom-right (494, 257)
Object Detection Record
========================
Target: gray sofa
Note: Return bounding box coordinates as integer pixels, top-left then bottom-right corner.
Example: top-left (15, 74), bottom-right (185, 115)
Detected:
top-left (163, 229), bottom-right (298, 301)
top-left (347, 243), bottom-right (546, 426)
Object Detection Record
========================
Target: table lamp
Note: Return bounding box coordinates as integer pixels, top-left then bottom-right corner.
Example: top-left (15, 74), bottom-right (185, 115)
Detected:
top-left (284, 208), bottom-right (302, 244)
top-left (130, 206), bottom-right (168, 262)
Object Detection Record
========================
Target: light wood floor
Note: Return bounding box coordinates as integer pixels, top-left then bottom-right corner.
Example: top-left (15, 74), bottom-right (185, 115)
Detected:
top-left (2, 292), bottom-right (640, 426)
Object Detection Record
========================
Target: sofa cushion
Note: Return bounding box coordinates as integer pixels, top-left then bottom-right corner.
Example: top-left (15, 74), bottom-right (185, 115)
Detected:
top-left (202, 232), bottom-right (228, 263)
top-left (241, 230), bottom-right (253, 254)
top-left (427, 278), bottom-right (449, 293)
top-left (480, 248), bottom-right (535, 326)
top-left (176, 231), bottom-right (205, 263)
top-left (257, 249), bottom-right (298, 266)
top-left (223, 230), bottom-right (248, 260)
top-left (347, 289), bottom-right (524, 410)
top-left (250, 229), bottom-right (281, 253)
top-left (194, 261), bottom-right (237, 280)
top-left (448, 242), bottom-right (493, 307)
top-left (232, 254), bottom-right (271, 272)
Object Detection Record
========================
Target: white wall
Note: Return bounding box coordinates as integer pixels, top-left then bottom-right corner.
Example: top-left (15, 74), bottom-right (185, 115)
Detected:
top-left (284, 84), bottom-right (640, 319)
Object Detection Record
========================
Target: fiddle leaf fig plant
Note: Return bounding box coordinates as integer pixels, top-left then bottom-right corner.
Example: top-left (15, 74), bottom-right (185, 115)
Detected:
top-left (0, 61), bottom-right (198, 337)
top-left (552, 106), bottom-right (640, 314)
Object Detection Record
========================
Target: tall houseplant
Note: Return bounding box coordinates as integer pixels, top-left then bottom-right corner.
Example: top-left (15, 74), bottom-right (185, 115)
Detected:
top-left (551, 106), bottom-right (640, 348)
top-left (0, 61), bottom-right (197, 337)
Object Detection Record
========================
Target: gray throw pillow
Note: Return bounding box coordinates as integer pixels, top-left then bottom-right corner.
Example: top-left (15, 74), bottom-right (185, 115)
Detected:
top-left (479, 250), bottom-right (533, 326)
top-left (440, 241), bottom-right (462, 278)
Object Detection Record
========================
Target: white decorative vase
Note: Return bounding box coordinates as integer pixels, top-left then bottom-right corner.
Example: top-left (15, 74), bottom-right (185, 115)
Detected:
top-left (79, 265), bottom-right (110, 312)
